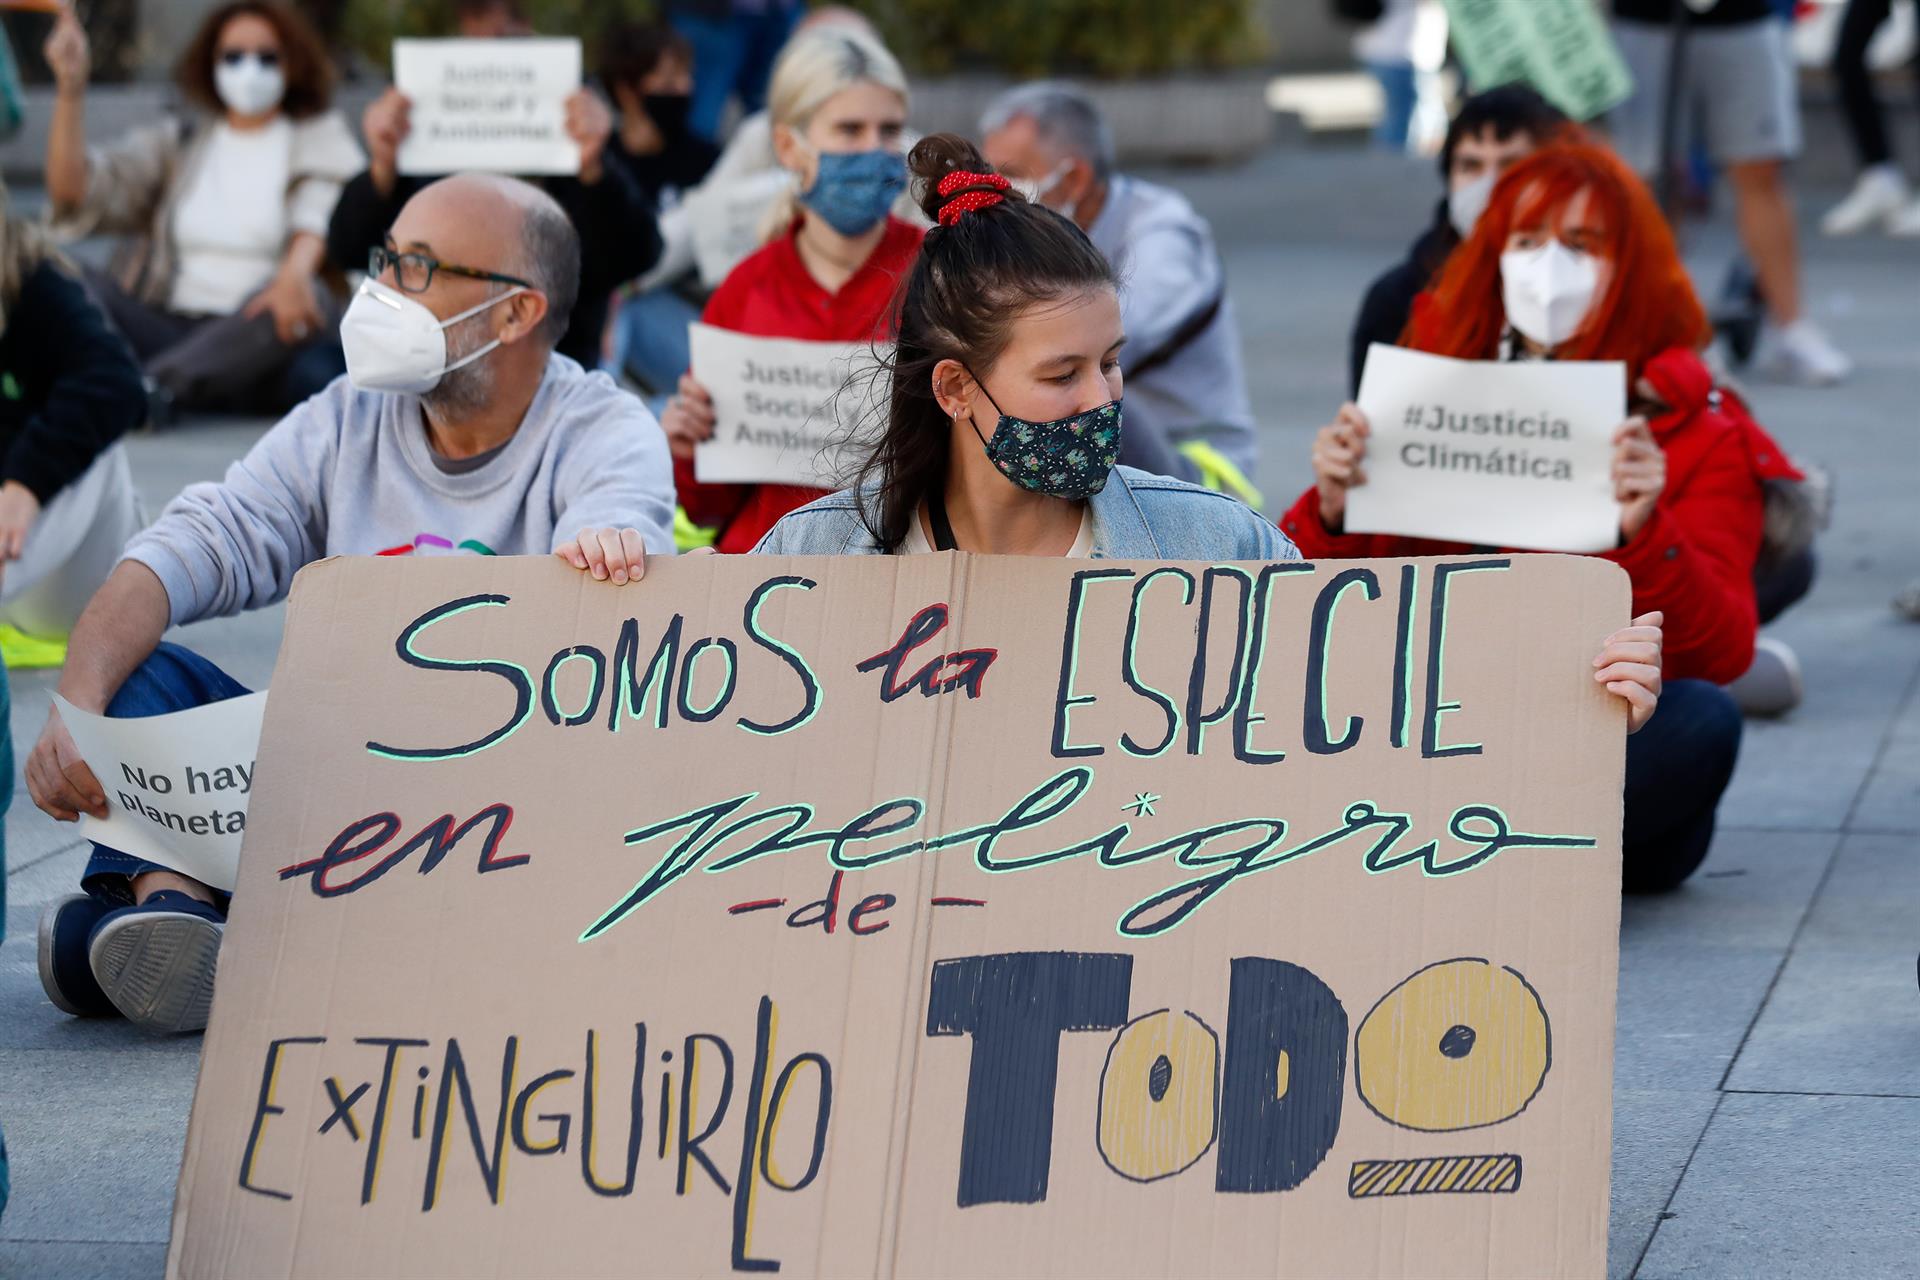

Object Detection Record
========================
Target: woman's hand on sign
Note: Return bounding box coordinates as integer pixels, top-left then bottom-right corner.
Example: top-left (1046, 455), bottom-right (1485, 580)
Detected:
top-left (1311, 403), bottom-right (1371, 530)
top-left (662, 371), bottom-right (716, 461)
top-left (1595, 611), bottom-right (1663, 734)
top-left (566, 89), bottom-right (614, 186)
top-left (44, 5), bottom-right (90, 95)
top-left (558, 527), bottom-right (652, 584)
top-left (0, 479), bottom-right (41, 584)
top-left (1612, 415), bottom-right (1665, 542)
top-left (363, 88), bottom-right (413, 197)
top-left (26, 706), bottom-right (106, 823)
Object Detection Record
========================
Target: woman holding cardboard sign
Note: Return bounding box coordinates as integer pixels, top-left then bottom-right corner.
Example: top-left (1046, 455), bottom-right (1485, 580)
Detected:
top-left (41, 1), bottom-right (362, 414)
top-left (660, 26), bottom-right (923, 554)
top-left (559, 135), bottom-right (1668, 740)
top-left (1285, 143), bottom-right (1773, 892)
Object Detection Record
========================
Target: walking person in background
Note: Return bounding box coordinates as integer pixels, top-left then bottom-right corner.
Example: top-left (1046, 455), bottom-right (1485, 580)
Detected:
top-left (665, 25), bottom-right (920, 553)
top-left (1349, 84), bottom-right (1574, 396)
top-left (1351, 0), bottom-right (1423, 153)
top-left (1609, 0), bottom-right (1853, 385)
top-left (1822, 0), bottom-right (1920, 235)
top-left (1288, 144), bottom-right (1785, 891)
top-left (0, 181), bottom-right (146, 666)
top-left (41, 1), bottom-right (363, 414)
top-left (980, 82), bottom-right (1260, 500)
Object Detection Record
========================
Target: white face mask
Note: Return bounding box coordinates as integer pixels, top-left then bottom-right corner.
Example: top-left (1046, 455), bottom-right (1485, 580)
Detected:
top-left (1500, 240), bottom-right (1600, 348)
top-left (214, 54), bottom-right (286, 118)
top-left (340, 278), bottom-right (525, 396)
top-left (1011, 159), bottom-right (1078, 221)
top-left (1448, 170), bottom-right (1497, 238)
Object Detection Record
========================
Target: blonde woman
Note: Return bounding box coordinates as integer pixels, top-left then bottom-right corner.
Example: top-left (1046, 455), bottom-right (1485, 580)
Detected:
top-left (661, 25), bottom-right (919, 553)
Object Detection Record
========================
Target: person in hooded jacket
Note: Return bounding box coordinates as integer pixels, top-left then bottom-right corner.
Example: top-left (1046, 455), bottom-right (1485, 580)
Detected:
top-left (1291, 142), bottom-right (1791, 893)
top-left (1348, 85), bottom-right (1572, 398)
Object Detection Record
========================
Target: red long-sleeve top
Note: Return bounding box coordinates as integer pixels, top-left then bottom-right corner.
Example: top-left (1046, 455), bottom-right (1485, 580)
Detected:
top-left (1279, 348), bottom-right (1801, 685)
top-left (675, 216), bottom-right (924, 553)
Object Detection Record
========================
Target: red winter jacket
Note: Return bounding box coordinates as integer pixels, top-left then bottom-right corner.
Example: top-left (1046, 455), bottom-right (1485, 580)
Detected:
top-left (675, 216), bottom-right (924, 553)
top-left (1279, 348), bottom-right (1799, 684)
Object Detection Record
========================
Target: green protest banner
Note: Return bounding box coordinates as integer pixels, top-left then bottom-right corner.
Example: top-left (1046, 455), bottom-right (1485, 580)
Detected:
top-left (1443, 0), bottom-right (1637, 122)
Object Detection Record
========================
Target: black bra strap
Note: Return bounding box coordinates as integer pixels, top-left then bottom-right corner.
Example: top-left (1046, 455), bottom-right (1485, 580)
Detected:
top-left (927, 494), bottom-right (958, 552)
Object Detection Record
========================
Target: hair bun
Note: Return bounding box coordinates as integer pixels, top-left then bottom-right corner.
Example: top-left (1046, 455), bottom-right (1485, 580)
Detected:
top-left (909, 132), bottom-right (1025, 224)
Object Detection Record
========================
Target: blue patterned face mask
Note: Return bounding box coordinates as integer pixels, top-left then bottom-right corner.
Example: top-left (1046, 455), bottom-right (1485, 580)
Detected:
top-left (968, 377), bottom-right (1123, 500)
top-left (799, 148), bottom-right (906, 237)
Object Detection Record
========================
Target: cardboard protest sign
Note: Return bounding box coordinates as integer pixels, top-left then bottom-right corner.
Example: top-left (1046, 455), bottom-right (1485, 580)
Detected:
top-left (1350, 343), bottom-right (1625, 554)
top-left (56, 692), bottom-right (266, 893)
top-left (1441, 0), bottom-right (1635, 122)
top-left (691, 322), bottom-right (883, 488)
top-left (393, 38), bottom-right (581, 176)
top-left (169, 552), bottom-right (1627, 1279)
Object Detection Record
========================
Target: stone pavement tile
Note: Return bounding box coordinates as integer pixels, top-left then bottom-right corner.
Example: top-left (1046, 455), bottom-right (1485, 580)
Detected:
top-left (1634, 1093), bottom-right (1920, 1279)
top-left (1723, 834), bottom-right (1920, 1098)
top-left (1717, 613), bottom-right (1920, 832)
top-left (1607, 1089), bottom-right (1720, 1280)
top-left (0, 1240), bottom-right (167, 1279)
top-left (0, 1049), bottom-right (197, 1246)
top-left (1849, 678), bottom-right (1920, 835)
top-left (1614, 830), bottom-right (1837, 1092)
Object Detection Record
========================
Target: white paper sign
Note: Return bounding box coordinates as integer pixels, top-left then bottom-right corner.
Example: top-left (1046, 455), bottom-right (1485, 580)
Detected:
top-left (393, 38), bottom-right (581, 176)
top-left (1348, 343), bottom-right (1624, 554)
top-left (55, 692), bottom-right (269, 893)
top-left (690, 322), bottom-right (885, 487)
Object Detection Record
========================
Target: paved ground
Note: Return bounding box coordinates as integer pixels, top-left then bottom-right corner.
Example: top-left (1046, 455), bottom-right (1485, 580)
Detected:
top-left (2, 146), bottom-right (1917, 1278)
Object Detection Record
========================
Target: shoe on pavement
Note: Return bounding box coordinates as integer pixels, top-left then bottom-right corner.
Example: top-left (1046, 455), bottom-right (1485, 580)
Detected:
top-left (1820, 165), bottom-right (1909, 236)
top-left (1726, 636), bottom-right (1803, 718)
top-left (37, 893), bottom-right (120, 1018)
top-left (1751, 319), bottom-right (1853, 387)
top-left (1886, 199), bottom-right (1920, 238)
top-left (88, 890), bottom-right (226, 1034)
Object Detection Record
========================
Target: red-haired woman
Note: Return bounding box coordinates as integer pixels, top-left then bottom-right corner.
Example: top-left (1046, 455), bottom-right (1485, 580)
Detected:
top-left (1283, 142), bottom-right (1793, 894)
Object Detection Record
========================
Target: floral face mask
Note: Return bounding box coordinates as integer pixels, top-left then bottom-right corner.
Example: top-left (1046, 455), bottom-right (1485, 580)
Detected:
top-left (967, 376), bottom-right (1123, 500)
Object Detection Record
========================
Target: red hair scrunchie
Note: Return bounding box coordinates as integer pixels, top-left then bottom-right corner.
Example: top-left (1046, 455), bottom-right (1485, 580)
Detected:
top-left (937, 170), bottom-right (1011, 226)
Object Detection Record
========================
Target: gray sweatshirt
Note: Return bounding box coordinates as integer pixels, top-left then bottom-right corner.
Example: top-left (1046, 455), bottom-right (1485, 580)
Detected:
top-left (125, 355), bottom-right (676, 626)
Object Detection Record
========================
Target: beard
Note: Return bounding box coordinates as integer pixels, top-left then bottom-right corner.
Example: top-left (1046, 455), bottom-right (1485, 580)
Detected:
top-left (420, 315), bottom-right (501, 421)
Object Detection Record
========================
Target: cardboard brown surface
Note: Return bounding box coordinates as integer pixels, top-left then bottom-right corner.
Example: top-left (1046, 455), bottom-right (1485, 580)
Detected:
top-left (167, 552), bottom-right (1628, 1279)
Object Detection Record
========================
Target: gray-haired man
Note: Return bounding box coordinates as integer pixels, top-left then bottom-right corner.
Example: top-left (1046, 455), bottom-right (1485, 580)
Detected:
top-left (982, 82), bottom-right (1260, 499)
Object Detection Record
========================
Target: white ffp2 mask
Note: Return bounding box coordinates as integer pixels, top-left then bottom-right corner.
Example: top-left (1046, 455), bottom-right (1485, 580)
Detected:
top-left (340, 278), bottom-right (524, 396)
top-left (1500, 240), bottom-right (1600, 348)
top-left (214, 55), bottom-right (286, 117)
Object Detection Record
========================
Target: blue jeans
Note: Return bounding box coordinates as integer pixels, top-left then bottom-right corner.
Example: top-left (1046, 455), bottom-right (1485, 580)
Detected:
top-left (611, 287), bottom-right (701, 401)
top-left (1622, 678), bottom-right (1743, 893)
top-left (672, 3), bottom-right (803, 142)
top-left (1367, 61), bottom-right (1417, 152)
top-left (80, 642), bottom-right (250, 906)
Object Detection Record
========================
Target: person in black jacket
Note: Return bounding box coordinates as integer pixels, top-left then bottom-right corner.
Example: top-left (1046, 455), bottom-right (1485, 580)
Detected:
top-left (0, 185), bottom-right (147, 654)
top-left (1347, 85), bottom-right (1570, 397)
top-left (324, 51), bottom-right (662, 373)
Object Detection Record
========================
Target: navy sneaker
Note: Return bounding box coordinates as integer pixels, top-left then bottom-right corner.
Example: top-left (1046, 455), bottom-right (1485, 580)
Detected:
top-left (37, 893), bottom-right (120, 1018)
top-left (87, 891), bottom-right (226, 1034)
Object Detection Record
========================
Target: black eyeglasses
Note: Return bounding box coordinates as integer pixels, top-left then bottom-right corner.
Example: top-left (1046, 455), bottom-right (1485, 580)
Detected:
top-left (219, 49), bottom-right (281, 67)
top-left (369, 243), bottom-right (533, 295)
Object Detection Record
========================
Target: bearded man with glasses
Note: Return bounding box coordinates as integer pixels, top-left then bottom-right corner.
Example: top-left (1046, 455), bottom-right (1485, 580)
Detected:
top-left (24, 174), bottom-right (676, 1037)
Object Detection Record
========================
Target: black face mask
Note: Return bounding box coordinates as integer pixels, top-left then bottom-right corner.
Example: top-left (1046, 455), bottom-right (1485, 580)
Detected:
top-left (641, 93), bottom-right (692, 137)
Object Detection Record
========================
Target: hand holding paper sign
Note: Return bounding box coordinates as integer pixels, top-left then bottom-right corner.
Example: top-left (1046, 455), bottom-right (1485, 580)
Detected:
top-left (1341, 344), bottom-right (1630, 553)
top-left (49, 693), bottom-right (268, 893)
top-left (362, 87), bottom-right (413, 197)
top-left (1612, 415), bottom-right (1664, 540)
top-left (392, 39), bottom-right (583, 177)
top-left (662, 370), bottom-right (718, 460)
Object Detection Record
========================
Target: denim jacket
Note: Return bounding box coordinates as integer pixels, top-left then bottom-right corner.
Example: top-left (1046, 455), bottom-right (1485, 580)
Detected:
top-left (752, 466), bottom-right (1300, 560)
